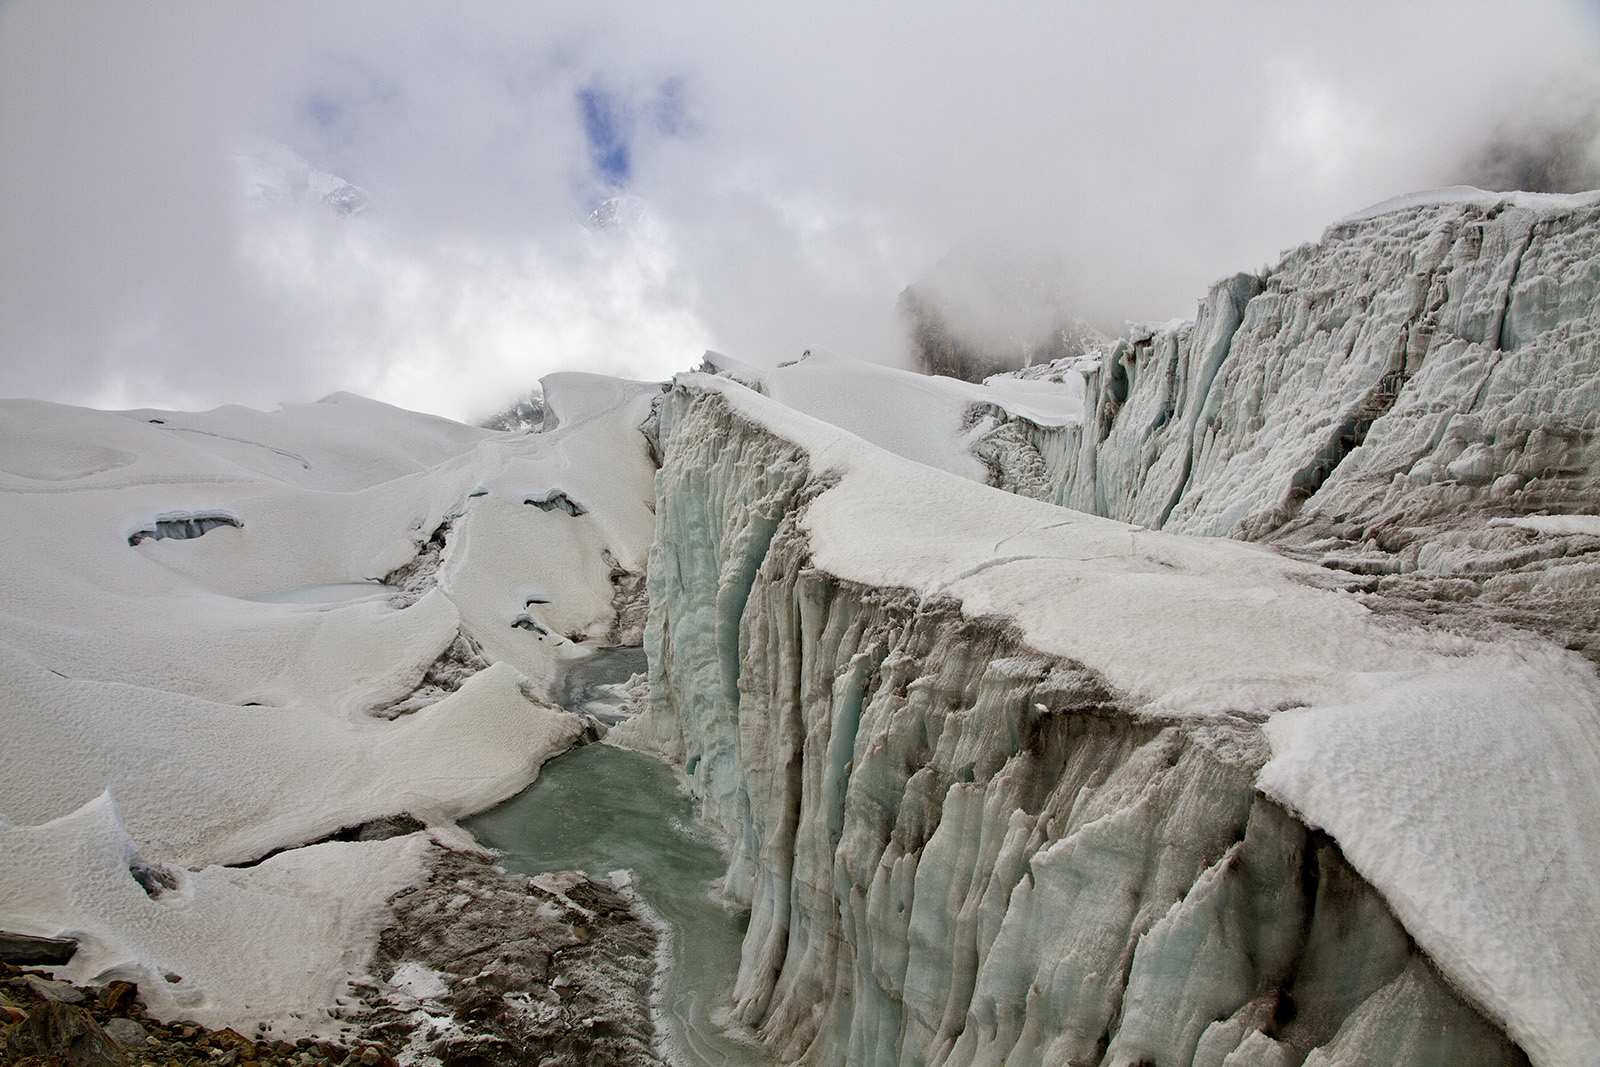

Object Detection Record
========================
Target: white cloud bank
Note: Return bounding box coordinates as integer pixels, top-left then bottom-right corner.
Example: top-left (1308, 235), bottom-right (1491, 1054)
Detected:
top-left (1, 0), bottom-right (1598, 420)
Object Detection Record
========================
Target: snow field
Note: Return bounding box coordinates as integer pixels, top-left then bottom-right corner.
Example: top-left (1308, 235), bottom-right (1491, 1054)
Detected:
top-left (0, 376), bottom-right (661, 1036)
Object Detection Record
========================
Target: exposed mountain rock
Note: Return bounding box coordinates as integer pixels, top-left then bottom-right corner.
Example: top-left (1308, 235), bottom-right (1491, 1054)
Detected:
top-left (478, 390), bottom-right (546, 433)
top-left (900, 243), bottom-right (1108, 382)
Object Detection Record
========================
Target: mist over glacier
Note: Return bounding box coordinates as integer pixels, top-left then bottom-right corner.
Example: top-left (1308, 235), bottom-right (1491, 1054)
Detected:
top-left (4, 183), bottom-right (1598, 1065)
top-left (4, 1), bottom-right (1600, 419)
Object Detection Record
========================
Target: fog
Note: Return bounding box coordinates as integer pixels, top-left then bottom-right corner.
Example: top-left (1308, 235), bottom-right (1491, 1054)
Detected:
top-left (2, 1), bottom-right (1597, 421)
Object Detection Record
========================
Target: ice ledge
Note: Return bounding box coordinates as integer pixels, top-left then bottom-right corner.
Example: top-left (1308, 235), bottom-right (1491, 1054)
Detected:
top-left (1338, 184), bottom-right (1600, 224)
top-left (671, 372), bottom-right (1600, 1067)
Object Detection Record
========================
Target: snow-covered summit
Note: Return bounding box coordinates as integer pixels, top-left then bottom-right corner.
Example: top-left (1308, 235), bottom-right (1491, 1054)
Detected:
top-left (584, 193), bottom-right (647, 232)
top-left (234, 141), bottom-right (372, 218)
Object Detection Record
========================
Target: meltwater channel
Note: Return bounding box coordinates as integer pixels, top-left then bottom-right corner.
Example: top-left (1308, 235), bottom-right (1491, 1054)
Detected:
top-left (465, 649), bottom-right (772, 1067)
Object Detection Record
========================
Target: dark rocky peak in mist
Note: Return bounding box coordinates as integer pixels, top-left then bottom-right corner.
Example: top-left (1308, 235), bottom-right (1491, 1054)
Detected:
top-left (1458, 78), bottom-right (1600, 194)
top-left (479, 388), bottom-right (546, 432)
top-left (900, 241), bottom-right (1109, 382)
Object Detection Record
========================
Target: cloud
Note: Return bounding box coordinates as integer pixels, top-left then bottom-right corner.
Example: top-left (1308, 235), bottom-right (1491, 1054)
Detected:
top-left (1, 0), bottom-right (1597, 419)
top-left (1456, 73), bottom-right (1600, 193)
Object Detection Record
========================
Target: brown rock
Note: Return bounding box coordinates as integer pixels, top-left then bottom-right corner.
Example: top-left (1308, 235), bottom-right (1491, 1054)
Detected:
top-left (99, 982), bottom-right (137, 1014)
top-left (357, 1045), bottom-right (396, 1067)
top-left (212, 1028), bottom-right (259, 1060)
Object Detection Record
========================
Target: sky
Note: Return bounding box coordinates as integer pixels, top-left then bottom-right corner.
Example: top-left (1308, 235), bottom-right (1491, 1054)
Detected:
top-left (2, 1), bottom-right (1599, 423)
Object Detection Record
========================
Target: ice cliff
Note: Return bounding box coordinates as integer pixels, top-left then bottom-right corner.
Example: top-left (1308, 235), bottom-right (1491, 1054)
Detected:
top-left (967, 187), bottom-right (1600, 662)
top-left (618, 362), bottom-right (1600, 1067)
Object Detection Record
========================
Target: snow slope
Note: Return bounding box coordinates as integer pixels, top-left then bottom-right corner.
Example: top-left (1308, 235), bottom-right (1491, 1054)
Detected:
top-left (0, 794), bottom-right (429, 1036)
top-left (0, 377), bottom-right (660, 1034)
top-left (703, 347), bottom-right (1088, 482)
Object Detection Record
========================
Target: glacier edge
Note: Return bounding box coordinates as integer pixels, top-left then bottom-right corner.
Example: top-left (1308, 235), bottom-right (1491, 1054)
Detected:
top-left (616, 377), bottom-right (1598, 1067)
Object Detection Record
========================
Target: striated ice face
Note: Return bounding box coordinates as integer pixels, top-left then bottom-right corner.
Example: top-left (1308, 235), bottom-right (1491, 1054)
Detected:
top-left (972, 192), bottom-right (1600, 550)
top-left (622, 375), bottom-right (1593, 1067)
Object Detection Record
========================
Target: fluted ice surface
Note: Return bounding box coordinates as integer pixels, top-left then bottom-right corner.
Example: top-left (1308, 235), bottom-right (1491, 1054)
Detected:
top-left (619, 373), bottom-right (1600, 1067)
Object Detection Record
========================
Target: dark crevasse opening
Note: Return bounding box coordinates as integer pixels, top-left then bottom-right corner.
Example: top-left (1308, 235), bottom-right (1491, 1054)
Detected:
top-left (127, 513), bottom-right (242, 546)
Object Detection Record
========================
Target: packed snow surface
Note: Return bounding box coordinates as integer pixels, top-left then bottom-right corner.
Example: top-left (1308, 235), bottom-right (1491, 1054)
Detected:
top-left (1340, 185), bottom-right (1600, 223)
top-left (680, 371), bottom-right (1600, 1067)
top-left (1489, 513), bottom-right (1600, 538)
top-left (714, 347), bottom-right (1086, 482)
top-left (0, 793), bottom-right (429, 1035)
top-left (0, 378), bottom-right (661, 1034)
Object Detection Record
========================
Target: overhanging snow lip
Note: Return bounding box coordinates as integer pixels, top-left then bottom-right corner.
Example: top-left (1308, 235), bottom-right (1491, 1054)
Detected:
top-left (126, 509), bottom-right (245, 546)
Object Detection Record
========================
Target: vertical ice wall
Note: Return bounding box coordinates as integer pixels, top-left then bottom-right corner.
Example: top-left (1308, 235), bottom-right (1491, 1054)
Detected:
top-left (976, 190), bottom-right (1600, 536)
top-left (617, 385), bottom-right (1534, 1067)
top-left (972, 189), bottom-right (1600, 660)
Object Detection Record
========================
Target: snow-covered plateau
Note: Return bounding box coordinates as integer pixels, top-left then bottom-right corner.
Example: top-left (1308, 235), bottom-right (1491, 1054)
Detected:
top-left (3, 187), bottom-right (1599, 1067)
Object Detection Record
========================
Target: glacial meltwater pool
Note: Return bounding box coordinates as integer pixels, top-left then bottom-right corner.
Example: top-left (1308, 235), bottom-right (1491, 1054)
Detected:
top-left (464, 650), bottom-right (771, 1067)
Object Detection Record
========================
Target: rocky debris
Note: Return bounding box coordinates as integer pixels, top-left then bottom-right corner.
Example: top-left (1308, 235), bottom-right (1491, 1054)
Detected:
top-left (103, 1017), bottom-right (148, 1048)
top-left (0, 932), bottom-right (77, 966)
top-left (603, 549), bottom-right (648, 647)
top-left (101, 982), bottom-right (138, 1015)
top-left (369, 631), bottom-right (490, 720)
top-left (26, 974), bottom-right (85, 1003)
top-left (130, 861), bottom-right (179, 899)
top-left (381, 521), bottom-right (452, 608)
top-left (346, 847), bottom-right (663, 1066)
top-left (0, 960), bottom-right (406, 1066)
top-left (338, 815), bottom-right (429, 844)
top-left (7, 999), bottom-right (127, 1067)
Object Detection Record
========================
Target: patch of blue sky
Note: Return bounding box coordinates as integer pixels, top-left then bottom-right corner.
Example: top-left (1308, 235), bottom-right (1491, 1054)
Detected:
top-left (650, 77), bottom-right (694, 138)
top-left (578, 86), bottom-right (632, 188)
top-left (294, 59), bottom-right (400, 163)
top-left (576, 76), bottom-right (698, 192)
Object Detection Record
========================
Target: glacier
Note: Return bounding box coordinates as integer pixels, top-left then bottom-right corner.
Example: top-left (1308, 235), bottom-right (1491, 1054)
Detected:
top-left (0, 376), bottom-right (660, 1038)
top-left (2, 186), bottom-right (1597, 1067)
top-left (617, 362), bottom-right (1599, 1067)
top-left (950, 189), bottom-right (1600, 666)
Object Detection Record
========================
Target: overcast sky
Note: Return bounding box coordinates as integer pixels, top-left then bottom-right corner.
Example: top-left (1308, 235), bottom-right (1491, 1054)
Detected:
top-left (2, 1), bottom-right (1598, 421)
